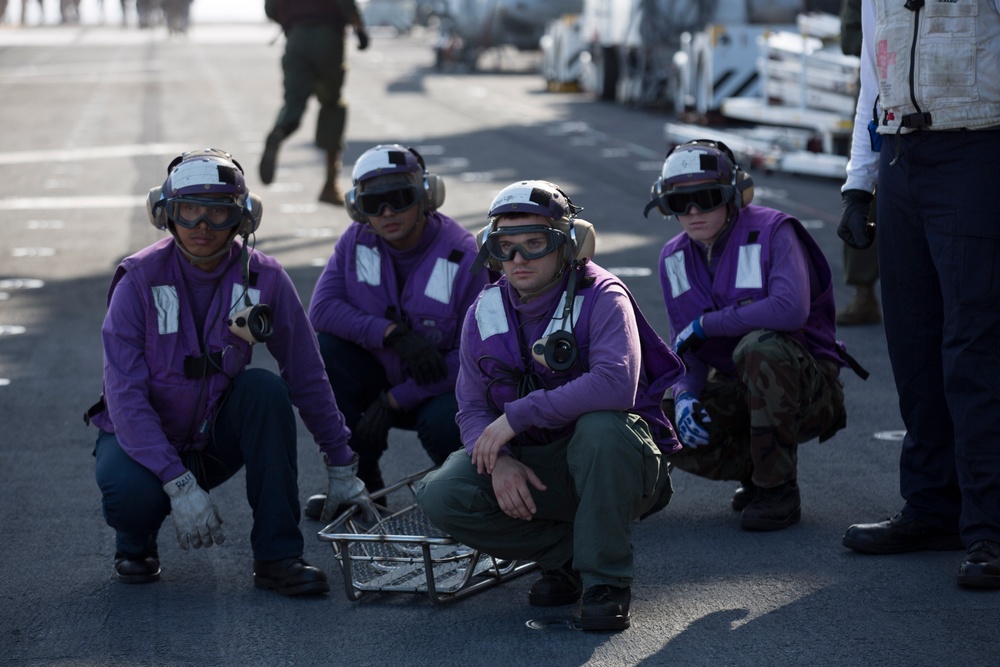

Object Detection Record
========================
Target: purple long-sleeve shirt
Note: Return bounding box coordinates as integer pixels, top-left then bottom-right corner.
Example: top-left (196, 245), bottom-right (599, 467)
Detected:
top-left (456, 276), bottom-right (643, 453)
top-left (95, 239), bottom-right (352, 482)
top-left (675, 219), bottom-right (812, 397)
top-left (309, 213), bottom-right (487, 410)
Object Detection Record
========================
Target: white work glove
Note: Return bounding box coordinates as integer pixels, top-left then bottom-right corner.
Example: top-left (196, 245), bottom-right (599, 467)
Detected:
top-left (163, 471), bottom-right (225, 550)
top-left (322, 454), bottom-right (379, 524)
top-left (674, 390), bottom-right (711, 448)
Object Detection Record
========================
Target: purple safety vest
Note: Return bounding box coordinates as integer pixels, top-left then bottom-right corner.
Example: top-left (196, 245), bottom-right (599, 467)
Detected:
top-left (91, 238), bottom-right (275, 448)
top-left (466, 262), bottom-right (683, 453)
top-left (659, 204), bottom-right (842, 377)
top-left (333, 212), bottom-right (484, 386)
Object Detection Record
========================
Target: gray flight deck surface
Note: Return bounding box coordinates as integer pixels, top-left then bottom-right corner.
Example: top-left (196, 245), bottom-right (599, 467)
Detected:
top-left (1, 13), bottom-right (996, 667)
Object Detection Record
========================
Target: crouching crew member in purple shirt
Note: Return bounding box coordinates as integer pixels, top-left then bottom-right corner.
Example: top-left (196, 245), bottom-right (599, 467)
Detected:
top-left (306, 144), bottom-right (488, 522)
top-left (85, 149), bottom-right (374, 595)
top-left (417, 180), bottom-right (682, 632)
top-left (645, 140), bottom-right (857, 532)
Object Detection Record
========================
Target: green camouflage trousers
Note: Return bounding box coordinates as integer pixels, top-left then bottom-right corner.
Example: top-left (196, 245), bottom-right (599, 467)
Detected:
top-left (275, 24), bottom-right (348, 151)
top-left (666, 330), bottom-right (846, 488)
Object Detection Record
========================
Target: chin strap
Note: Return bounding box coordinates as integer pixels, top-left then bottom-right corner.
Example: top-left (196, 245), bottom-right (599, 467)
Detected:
top-left (238, 235), bottom-right (252, 306)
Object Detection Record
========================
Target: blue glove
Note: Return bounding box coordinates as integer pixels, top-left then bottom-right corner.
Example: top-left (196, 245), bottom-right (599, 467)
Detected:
top-left (673, 318), bottom-right (706, 357)
top-left (674, 391), bottom-right (711, 448)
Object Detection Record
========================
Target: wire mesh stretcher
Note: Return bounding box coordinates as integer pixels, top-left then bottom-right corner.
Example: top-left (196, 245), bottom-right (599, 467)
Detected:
top-left (318, 469), bottom-right (537, 603)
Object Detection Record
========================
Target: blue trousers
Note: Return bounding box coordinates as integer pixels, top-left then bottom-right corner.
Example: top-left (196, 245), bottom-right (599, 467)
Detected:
top-left (878, 129), bottom-right (1000, 545)
top-left (317, 333), bottom-right (462, 492)
top-left (94, 368), bottom-right (305, 561)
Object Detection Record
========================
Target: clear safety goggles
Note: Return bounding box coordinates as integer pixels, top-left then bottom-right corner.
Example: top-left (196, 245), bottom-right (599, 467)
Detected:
top-left (484, 224), bottom-right (566, 262)
top-left (166, 197), bottom-right (244, 231)
top-left (355, 185), bottom-right (421, 217)
top-left (661, 184), bottom-right (734, 215)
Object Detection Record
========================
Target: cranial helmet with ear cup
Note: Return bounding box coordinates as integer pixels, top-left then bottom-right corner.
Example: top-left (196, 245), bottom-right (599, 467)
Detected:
top-left (644, 140), bottom-right (755, 218)
top-left (344, 144), bottom-right (445, 224)
top-left (474, 180), bottom-right (596, 273)
top-left (146, 148), bottom-right (262, 236)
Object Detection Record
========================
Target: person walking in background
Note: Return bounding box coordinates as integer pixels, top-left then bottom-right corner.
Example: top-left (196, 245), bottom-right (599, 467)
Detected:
top-left (838, 0), bottom-right (1000, 590)
top-left (835, 0), bottom-right (881, 326)
top-left (645, 140), bottom-right (852, 532)
top-left (260, 0), bottom-right (369, 205)
top-left (304, 144), bottom-right (487, 521)
top-left (85, 148), bottom-right (374, 595)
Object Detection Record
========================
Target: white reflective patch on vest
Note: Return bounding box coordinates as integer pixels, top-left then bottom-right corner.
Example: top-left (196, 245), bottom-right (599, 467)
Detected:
top-left (663, 251), bottom-right (690, 298)
top-left (736, 244), bottom-right (763, 289)
top-left (475, 287), bottom-right (508, 339)
top-left (230, 284), bottom-right (261, 310)
top-left (356, 245), bottom-right (381, 286)
top-left (151, 285), bottom-right (179, 335)
top-left (542, 292), bottom-right (584, 337)
top-left (425, 257), bottom-right (458, 305)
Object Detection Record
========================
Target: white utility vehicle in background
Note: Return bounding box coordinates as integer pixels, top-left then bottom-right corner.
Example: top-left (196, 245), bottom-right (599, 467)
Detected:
top-left (542, 0), bottom-right (857, 178)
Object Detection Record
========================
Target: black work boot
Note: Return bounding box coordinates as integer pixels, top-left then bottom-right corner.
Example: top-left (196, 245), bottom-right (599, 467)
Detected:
top-left (253, 557), bottom-right (329, 596)
top-left (114, 552), bottom-right (161, 584)
top-left (740, 481), bottom-right (801, 531)
top-left (258, 127), bottom-right (287, 185)
top-left (731, 478), bottom-right (757, 512)
top-left (578, 585), bottom-right (631, 631)
top-left (842, 511), bottom-right (963, 554)
top-left (958, 540), bottom-right (1000, 589)
top-left (528, 561), bottom-right (582, 607)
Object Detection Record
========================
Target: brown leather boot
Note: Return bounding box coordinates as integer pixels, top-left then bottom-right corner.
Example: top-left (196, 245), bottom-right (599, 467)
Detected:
top-left (836, 284), bottom-right (881, 326)
top-left (318, 151), bottom-right (344, 205)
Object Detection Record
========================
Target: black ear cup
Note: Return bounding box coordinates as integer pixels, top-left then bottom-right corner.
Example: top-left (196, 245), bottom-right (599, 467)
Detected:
top-left (570, 220), bottom-right (596, 261)
top-left (425, 173), bottom-right (445, 210)
top-left (227, 303), bottom-right (273, 344)
top-left (531, 330), bottom-right (578, 371)
top-left (242, 193), bottom-right (264, 234)
top-left (345, 187), bottom-right (366, 223)
top-left (407, 146), bottom-right (438, 212)
top-left (147, 187), bottom-right (168, 230)
top-left (735, 168), bottom-right (754, 207)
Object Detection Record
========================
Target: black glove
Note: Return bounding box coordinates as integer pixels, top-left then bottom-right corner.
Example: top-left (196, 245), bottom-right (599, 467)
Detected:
top-left (354, 392), bottom-right (396, 455)
top-left (837, 189), bottom-right (876, 250)
top-left (385, 322), bottom-right (447, 385)
top-left (356, 29), bottom-right (369, 51)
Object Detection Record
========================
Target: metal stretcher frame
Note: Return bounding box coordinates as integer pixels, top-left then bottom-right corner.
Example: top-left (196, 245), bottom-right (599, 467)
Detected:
top-left (317, 468), bottom-right (537, 604)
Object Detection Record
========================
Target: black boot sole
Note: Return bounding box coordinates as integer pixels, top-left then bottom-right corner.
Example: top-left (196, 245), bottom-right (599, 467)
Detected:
top-left (842, 533), bottom-right (963, 554)
top-left (528, 590), bottom-right (582, 607)
top-left (253, 575), bottom-right (330, 596)
top-left (741, 507), bottom-right (801, 531)
top-left (577, 614), bottom-right (631, 631)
